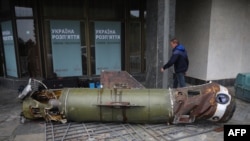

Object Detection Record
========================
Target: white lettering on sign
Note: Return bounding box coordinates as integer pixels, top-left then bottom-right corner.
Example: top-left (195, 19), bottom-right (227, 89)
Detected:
top-left (95, 35), bottom-right (120, 40)
top-left (96, 29), bottom-right (116, 34)
top-left (2, 30), bottom-right (13, 41)
top-left (228, 129), bottom-right (247, 136)
top-left (52, 28), bottom-right (75, 34)
top-left (2, 30), bottom-right (11, 35)
top-left (3, 36), bottom-right (13, 41)
top-left (51, 28), bottom-right (80, 40)
top-left (52, 35), bottom-right (80, 40)
top-left (95, 29), bottom-right (120, 40)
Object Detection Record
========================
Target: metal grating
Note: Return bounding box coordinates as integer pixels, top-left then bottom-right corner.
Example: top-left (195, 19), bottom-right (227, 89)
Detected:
top-left (45, 121), bottom-right (222, 141)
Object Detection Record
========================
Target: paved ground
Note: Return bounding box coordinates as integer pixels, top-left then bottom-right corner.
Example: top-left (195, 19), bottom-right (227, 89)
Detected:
top-left (0, 86), bottom-right (250, 141)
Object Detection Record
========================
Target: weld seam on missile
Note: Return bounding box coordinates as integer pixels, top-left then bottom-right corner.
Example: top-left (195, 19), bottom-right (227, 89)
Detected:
top-left (64, 88), bottom-right (70, 117)
top-left (169, 87), bottom-right (174, 121)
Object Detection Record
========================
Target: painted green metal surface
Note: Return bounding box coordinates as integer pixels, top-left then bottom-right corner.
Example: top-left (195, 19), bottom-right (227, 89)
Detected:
top-left (59, 88), bottom-right (173, 123)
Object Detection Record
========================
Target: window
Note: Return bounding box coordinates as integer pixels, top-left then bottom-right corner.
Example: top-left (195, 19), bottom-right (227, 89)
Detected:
top-left (129, 0), bottom-right (140, 19)
top-left (129, 22), bottom-right (141, 73)
top-left (89, 0), bottom-right (124, 19)
top-left (43, 0), bottom-right (85, 18)
top-left (17, 19), bottom-right (40, 77)
top-left (45, 20), bottom-right (85, 78)
top-left (15, 6), bottom-right (33, 17)
top-left (0, 0), bottom-right (10, 19)
top-left (41, 0), bottom-right (146, 77)
top-left (14, 0), bottom-right (42, 78)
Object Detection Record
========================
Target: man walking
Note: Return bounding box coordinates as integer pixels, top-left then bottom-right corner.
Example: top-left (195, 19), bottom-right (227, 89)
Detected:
top-left (161, 38), bottom-right (189, 88)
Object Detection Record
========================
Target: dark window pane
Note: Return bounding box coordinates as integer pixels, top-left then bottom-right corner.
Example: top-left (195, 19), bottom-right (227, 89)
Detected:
top-left (89, 0), bottom-right (124, 19)
top-left (129, 0), bottom-right (140, 19)
top-left (0, 0), bottom-right (10, 18)
top-left (17, 19), bottom-right (41, 77)
top-left (43, 0), bottom-right (85, 18)
top-left (129, 22), bottom-right (141, 73)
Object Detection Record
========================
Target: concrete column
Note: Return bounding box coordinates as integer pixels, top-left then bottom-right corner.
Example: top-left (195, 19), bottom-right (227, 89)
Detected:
top-left (145, 0), bottom-right (175, 88)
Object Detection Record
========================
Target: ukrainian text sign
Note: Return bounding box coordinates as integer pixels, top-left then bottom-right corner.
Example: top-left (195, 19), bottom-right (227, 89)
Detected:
top-left (95, 21), bottom-right (121, 75)
top-left (50, 20), bottom-right (82, 77)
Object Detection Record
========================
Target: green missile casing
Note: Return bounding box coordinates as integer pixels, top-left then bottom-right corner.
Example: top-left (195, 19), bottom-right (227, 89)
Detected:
top-left (59, 88), bottom-right (173, 123)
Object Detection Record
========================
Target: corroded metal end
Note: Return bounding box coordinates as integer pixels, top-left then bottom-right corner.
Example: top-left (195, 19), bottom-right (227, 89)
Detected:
top-left (172, 82), bottom-right (236, 124)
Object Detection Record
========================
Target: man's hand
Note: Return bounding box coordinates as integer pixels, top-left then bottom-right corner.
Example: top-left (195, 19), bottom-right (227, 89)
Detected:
top-left (161, 68), bottom-right (164, 72)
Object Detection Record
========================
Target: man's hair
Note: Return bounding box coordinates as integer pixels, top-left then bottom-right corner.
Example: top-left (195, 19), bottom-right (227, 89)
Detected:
top-left (170, 38), bottom-right (179, 45)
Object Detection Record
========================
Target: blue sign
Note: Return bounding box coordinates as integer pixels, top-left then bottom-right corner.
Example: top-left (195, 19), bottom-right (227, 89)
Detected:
top-left (50, 20), bottom-right (82, 77)
top-left (95, 21), bottom-right (121, 75)
top-left (1, 21), bottom-right (18, 77)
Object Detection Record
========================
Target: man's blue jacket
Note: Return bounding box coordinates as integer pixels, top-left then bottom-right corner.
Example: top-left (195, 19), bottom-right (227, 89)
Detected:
top-left (162, 44), bottom-right (189, 73)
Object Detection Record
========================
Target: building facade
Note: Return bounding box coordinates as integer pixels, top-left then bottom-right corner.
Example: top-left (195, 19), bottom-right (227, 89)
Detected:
top-left (145, 0), bottom-right (250, 88)
top-left (1, 0), bottom-right (146, 78)
top-left (1, 0), bottom-right (250, 88)
top-left (0, 0), bottom-right (147, 88)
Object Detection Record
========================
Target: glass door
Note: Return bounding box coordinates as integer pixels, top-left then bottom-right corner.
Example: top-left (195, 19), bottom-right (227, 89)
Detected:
top-left (16, 19), bottom-right (41, 77)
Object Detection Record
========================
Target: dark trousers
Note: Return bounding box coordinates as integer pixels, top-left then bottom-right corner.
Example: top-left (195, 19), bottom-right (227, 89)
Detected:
top-left (173, 73), bottom-right (186, 88)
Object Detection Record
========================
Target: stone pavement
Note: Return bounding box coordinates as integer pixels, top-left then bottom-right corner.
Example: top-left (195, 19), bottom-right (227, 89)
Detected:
top-left (0, 86), bottom-right (250, 141)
